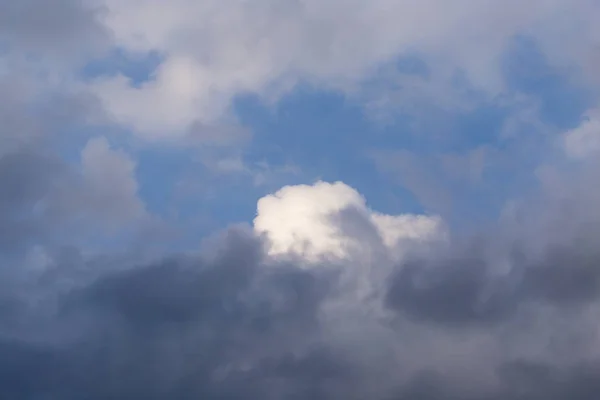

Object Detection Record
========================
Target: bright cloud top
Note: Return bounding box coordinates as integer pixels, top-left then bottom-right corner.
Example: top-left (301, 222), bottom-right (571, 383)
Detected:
top-left (254, 181), bottom-right (443, 261)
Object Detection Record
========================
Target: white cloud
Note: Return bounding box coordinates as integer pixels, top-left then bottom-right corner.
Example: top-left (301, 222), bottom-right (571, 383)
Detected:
top-left (253, 180), bottom-right (445, 335)
top-left (91, 0), bottom-right (600, 139)
top-left (253, 181), bottom-right (443, 262)
top-left (254, 181), bottom-right (366, 260)
top-left (563, 110), bottom-right (600, 159)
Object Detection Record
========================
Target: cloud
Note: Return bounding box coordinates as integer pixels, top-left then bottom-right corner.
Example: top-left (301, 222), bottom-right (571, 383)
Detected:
top-left (0, 138), bottom-right (150, 258)
top-left (1, 174), bottom-right (600, 398)
top-left (563, 110), bottom-right (600, 159)
top-left (49, 137), bottom-right (150, 236)
top-left (87, 0), bottom-right (600, 139)
top-left (0, 228), bottom-right (340, 399)
top-left (79, 136), bottom-right (146, 223)
top-left (0, 151), bottom-right (67, 253)
top-left (253, 181), bottom-right (444, 321)
top-left (0, 68), bottom-right (102, 157)
top-left (254, 181), bottom-right (443, 261)
top-left (0, 0), bottom-right (109, 59)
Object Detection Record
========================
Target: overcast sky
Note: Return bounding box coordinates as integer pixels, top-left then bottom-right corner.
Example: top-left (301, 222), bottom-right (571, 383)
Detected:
top-left (2, 1), bottom-right (600, 399)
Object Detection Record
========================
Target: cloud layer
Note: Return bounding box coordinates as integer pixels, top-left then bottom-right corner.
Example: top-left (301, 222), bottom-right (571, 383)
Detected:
top-left (5, 0), bottom-right (597, 140)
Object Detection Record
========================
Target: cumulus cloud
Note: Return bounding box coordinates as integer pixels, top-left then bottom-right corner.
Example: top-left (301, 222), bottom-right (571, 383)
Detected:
top-left (254, 181), bottom-right (443, 261)
top-left (253, 181), bottom-right (445, 323)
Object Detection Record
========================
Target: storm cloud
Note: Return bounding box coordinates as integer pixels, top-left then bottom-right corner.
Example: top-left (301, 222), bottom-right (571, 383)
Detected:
top-left (2, 171), bottom-right (600, 399)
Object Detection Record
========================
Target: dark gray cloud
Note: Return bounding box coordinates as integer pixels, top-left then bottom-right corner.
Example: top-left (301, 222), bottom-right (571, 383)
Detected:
top-left (387, 229), bottom-right (600, 327)
top-left (387, 250), bottom-right (520, 327)
top-left (385, 160), bottom-right (600, 331)
top-left (2, 132), bottom-right (600, 398)
top-left (387, 360), bottom-right (600, 400)
top-left (0, 229), bottom-right (345, 399)
top-left (1, 211), bottom-right (600, 399)
top-left (0, 71), bottom-right (103, 157)
top-left (0, 150), bottom-right (68, 253)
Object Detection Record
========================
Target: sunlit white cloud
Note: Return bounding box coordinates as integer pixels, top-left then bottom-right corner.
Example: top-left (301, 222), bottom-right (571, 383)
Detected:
top-left (254, 181), bottom-right (443, 261)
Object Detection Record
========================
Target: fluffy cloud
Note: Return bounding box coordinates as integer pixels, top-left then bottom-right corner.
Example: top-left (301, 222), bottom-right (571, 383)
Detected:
top-left (3, 0), bottom-right (600, 143)
top-left (89, 0), bottom-right (600, 139)
top-left (254, 181), bottom-right (443, 261)
top-left (253, 181), bottom-right (445, 322)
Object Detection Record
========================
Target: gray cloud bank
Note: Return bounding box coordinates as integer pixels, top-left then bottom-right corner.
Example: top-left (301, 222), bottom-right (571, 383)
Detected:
top-left (2, 158), bottom-right (600, 399)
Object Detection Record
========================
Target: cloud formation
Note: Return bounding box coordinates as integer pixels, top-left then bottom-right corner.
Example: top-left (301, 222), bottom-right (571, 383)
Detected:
top-left (1, 169), bottom-right (600, 399)
top-left (254, 181), bottom-right (443, 260)
top-left (88, 0), bottom-right (600, 139)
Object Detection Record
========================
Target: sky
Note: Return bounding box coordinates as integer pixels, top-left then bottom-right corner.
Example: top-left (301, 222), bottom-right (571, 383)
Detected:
top-left (2, 0), bottom-right (600, 398)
